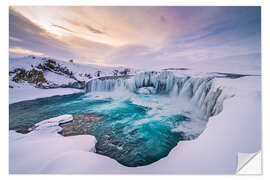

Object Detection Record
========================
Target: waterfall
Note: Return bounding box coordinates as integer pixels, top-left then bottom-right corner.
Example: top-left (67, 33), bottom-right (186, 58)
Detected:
top-left (85, 71), bottom-right (176, 94)
top-left (85, 71), bottom-right (231, 118)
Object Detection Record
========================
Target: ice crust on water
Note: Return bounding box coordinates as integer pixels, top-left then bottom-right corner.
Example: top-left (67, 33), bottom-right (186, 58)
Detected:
top-left (30, 115), bottom-right (74, 135)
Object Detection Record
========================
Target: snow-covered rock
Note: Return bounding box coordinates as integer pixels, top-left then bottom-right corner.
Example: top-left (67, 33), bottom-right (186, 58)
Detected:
top-left (9, 55), bottom-right (137, 91)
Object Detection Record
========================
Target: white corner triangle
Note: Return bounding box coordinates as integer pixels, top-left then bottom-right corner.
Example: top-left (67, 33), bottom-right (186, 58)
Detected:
top-left (236, 151), bottom-right (262, 174)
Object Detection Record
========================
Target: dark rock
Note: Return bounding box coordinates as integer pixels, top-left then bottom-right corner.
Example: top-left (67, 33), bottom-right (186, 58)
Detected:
top-left (213, 72), bottom-right (260, 79)
top-left (10, 59), bottom-right (88, 89)
top-left (12, 68), bottom-right (46, 84)
top-left (98, 75), bottom-right (133, 80)
top-left (84, 73), bottom-right (92, 79)
top-left (59, 113), bottom-right (102, 136)
top-left (16, 128), bottom-right (30, 134)
top-left (119, 68), bottom-right (130, 76)
top-left (36, 59), bottom-right (75, 80)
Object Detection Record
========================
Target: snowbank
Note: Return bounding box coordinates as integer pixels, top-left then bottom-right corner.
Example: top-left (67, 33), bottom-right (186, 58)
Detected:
top-left (9, 84), bottom-right (82, 104)
top-left (9, 75), bottom-right (261, 174)
top-left (136, 76), bottom-right (261, 174)
top-left (9, 115), bottom-right (131, 174)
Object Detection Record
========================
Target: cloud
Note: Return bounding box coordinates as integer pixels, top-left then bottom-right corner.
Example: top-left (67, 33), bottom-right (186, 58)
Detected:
top-left (9, 36), bottom-right (22, 42)
top-left (51, 24), bottom-right (74, 33)
top-left (9, 6), bottom-right (261, 69)
top-left (160, 16), bottom-right (166, 23)
top-left (9, 7), bottom-right (115, 64)
top-left (84, 25), bottom-right (104, 34)
top-left (9, 8), bottom-right (74, 60)
top-left (9, 47), bottom-right (44, 56)
top-left (64, 18), bottom-right (104, 34)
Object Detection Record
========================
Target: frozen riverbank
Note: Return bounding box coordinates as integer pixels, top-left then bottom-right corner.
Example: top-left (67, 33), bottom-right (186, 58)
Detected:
top-left (9, 85), bottom-right (82, 104)
top-left (9, 75), bottom-right (261, 174)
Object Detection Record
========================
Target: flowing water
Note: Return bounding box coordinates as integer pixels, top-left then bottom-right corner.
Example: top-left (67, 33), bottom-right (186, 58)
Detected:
top-left (9, 71), bottom-right (227, 167)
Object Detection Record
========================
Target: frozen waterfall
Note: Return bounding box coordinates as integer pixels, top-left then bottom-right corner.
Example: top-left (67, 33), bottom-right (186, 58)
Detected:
top-left (85, 71), bottom-right (230, 118)
top-left (86, 71), bottom-right (177, 94)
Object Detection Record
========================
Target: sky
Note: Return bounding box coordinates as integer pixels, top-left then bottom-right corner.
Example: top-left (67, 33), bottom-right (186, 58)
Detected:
top-left (9, 6), bottom-right (261, 69)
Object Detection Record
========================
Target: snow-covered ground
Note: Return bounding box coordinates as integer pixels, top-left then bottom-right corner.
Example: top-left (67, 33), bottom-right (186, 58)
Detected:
top-left (9, 77), bottom-right (261, 174)
top-left (137, 76), bottom-right (261, 174)
top-left (9, 84), bottom-right (82, 104)
top-left (9, 55), bottom-right (261, 174)
top-left (9, 55), bottom-right (137, 104)
top-left (9, 56), bottom-right (138, 96)
top-left (9, 55), bottom-right (137, 80)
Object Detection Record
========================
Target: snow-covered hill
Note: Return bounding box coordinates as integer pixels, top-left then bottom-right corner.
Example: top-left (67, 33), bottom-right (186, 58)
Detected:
top-left (9, 55), bottom-right (137, 90)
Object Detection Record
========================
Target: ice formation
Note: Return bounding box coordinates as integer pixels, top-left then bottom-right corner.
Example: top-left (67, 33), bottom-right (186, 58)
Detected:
top-left (86, 71), bottom-right (230, 118)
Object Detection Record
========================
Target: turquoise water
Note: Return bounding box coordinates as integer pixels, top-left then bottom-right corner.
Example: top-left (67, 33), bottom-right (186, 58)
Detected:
top-left (9, 92), bottom-right (203, 167)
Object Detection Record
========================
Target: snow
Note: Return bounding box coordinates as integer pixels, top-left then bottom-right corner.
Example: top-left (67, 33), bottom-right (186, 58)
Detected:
top-left (9, 84), bottom-right (82, 104)
top-left (9, 55), bottom-right (261, 174)
top-left (9, 75), bottom-right (261, 174)
top-left (9, 132), bottom-right (100, 174)
top-left (137, 76), bottom-right (261, 174)
top-left (9, 55), bottom-right (138, 104)
top-left (9, 115), bottom-right (128, 174)
top-left (31, 115), bottom-right (74, 134)
top-left (9, 55), bottom-right (138, 82)
top-left (43, 71), bottom-right (76, 85)
top-left (159, 54), bottom-right (261, 75)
